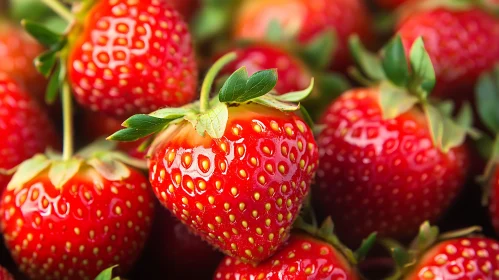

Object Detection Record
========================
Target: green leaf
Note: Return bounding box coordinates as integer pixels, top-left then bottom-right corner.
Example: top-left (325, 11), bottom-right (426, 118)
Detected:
top-left (252, 95), bottom-right (300, 111)
top-left (265, 19), bottom-right (284, 42)
top-left (94, 265), bottom-right (119, 280)
top-left (379, 82), bottom-right (419, 119)
top-left (274, 78), bottom-right (315, 102)
top-left (434, 99), bottom-right (455, 117)
top-left (415, 221), bottom-right (439, 252)
top-left (45, 64), bottom-right (61, 104)
top-left (300, 29), bottom-right (336, 70)
top-left (476, 66), bottom-right (499, 133)
top-left (219, 67), bottom-right (249, 102)
top-left (409, 37), bottom-right (436, 95)
top-left (354, 232), bottom-right (377, 262)
top-left (123, 114), bottom-right (171, 129)
top-left (382, 36), bottom-right (409, 86)
top-left (381, 238), bottom-right (410, 268)
top-left (424, 105), bottom-right (445, 149)
top-left (108, 128), bottom-right (154, 142)
top-left (48, 159), bottom-right (82, 189)
top-left (87, 158), bottom-right (131, 181)
top-left (190, 102), bottom-right (229, 139)
top-left (7, 154), bottom-right (51, 191)
top-left (35, 50), bottom-right (58, 77)
top-left (425, 104), bottom-right (469, 152)
top-left (149, 107), bottom-right (193, 119)
top-left (349, 35), bottom-right (385, 81)
top-left (22, 19), bottom-right (61, 47)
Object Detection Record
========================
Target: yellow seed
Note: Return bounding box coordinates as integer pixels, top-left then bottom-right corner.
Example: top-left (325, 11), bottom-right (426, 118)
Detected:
top-left (231, 187), bottom-right (238, 196)
top-left (196, 203), bottom-right (204, 211)
top-left (254, 192), bottom-right (261, 200)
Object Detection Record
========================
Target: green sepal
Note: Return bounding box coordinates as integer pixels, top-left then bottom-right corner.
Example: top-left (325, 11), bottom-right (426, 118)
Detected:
top-left (409, 37), bottom-right (436, 96)
top-left (382, 36), bottom-right (410, 87)
top-left (381, 238), bottom-right (411, 270)
top-left (455, 102), bottom-right (481, 140)
top-left (299, 29), bottom-right (336, 70)
top-left (273, 78), bottom-right (315, 102)
top-left (109, 114), bottom-right (184, 142)
top-left (251, 95), bottom-right (300, 111)
top-left (36, 50), bottom-right (58, 78)
top-left (411, 221), bottom-right (439, 253)
top-left (94, 265), bottom-right (121, 280)
top-left (438, 226), bottom-right (482, 240)
top-left (149, 107), bottom-right (194, 119)
top-left (219, 67), bottom-right (278, 103)
top-left (476, 65), bottom-right (499, 133)
top-left (299, 106), bottom-right (315, 130)
top-left (354, 232), bottom-right (378, 263)
top-left (379, 82), bottom-right (419, 119)
top-left (424, 104), bottom-right (469, 153)
top-left (22, 19), bottom-right (61, 47)
top-left (48, 159), bottom-right (83, 189)
top-left (349, 35), bottom-right (385, 81)
top-left (7, 154), bottom-right (51, 191)
top-left (45, 63), bottom-right (61, 104)
top-left (186, 102), bottom-right (229, 139)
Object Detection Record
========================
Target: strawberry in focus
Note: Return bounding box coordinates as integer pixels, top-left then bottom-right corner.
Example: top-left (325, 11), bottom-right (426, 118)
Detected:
top-left (0, 156), bottom-right (155, 279)
top-left (217, 43), bottom-right (312, 94)
top-left (233, 0), bottom-right (374, 70)
top-left (109, 53), bottom-right (319, 263)
top-left (0, 74), bottom-right (59, 195)
top-left (65, 0), bottom-right (198, 117)
top-left (397, 3), bottom-right (499, 100)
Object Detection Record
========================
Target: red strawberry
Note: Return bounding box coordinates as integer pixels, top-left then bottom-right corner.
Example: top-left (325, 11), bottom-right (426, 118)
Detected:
top-left (215, 234), bottom-right (360, 280)
top-left (65, 0), bottom-right (198, 117)
top-left (0, 157), bottom-right (155, 279)
top-left (0, 73), bottom-right (59, 195)
top-left (168, 0), bottom-right (200, 20)
top-left (0, 21), bottom-right (47, 101)
top-left (397, 4), bottom-right (499, 100)
top-left (375, 0), bottom-right (413, 10)
top-left (217, 43), bottom-right (313, 94)
top-left (109, 52), bottom-right (319, 263)
top-left (131, 205), bottom-right (224, 279)
top-left (0, 265), bottom-right (13, 280)
top-left (233, 0), bottom-right (374, 70)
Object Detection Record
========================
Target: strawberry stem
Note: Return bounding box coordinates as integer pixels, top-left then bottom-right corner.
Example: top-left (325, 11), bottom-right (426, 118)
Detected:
top-left (41, 0), bottom-right (74, 23)
top-left (199, 52), bottom-right (237, 113)
top-left (61, 82), bottom-right (74, 161)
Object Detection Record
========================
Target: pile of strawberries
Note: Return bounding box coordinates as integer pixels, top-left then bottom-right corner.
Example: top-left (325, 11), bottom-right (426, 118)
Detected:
top-left (0, 0), bottom-right (499, 279)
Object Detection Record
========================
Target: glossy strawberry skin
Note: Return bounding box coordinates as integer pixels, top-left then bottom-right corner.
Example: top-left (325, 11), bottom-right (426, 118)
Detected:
top-left (0, 266), bottom-right (13, 280)
top-left (0, 74), bottom-right (59, 195)
top-left (233, 0), bottom-right (373, 70)
top-left (0, 22), bottom-right (47, 101)
top-left (68, 0), bottom-right (198, 118)
top-left (214, 234), bottom-right (359, 280)
top-left (131, 205), bottom-right (224, 279)
top-left (0, 168), bottom-right (155, 279)
top-left (148, 103), bottom-right (319, 263)
top-left (218, 44), bottom-right (312, 94)
top-left (313, 88), bottom-right (469, 246)
top-left (398, 8), bottom-right (499, 100)
top-left (406, 237), bottom-right (499, 279)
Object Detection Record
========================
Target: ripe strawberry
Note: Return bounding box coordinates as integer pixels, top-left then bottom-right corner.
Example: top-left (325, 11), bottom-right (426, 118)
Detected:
top-left (34, 0), bottom-right (198, 118)
top-left (215, 234), bottom-right (360, 279)
top-left (217, 43), bottom-right (313, 94)
top-left (233, 0), bottom-right (374, 70)
top-left (384, 222), bottom-right (497, 279)
top-left (109, 52), bottom-right (319, 263)
top-left (0, 73), bottom-right (59, 195)
top-left (0, 155), bottom-right (155, 279)
top-left (397, 3), bottom-right (499, 100)
top-left (0, 21), bottom-right (47, 101)
top-left (168, 0), bottom-right (200, 20)
top-left (314, 36), bottom-right (473, 246)
top-left (131, 205), bottom-right (224, 279)
top-left (0, 266), bottom-right (13, 280)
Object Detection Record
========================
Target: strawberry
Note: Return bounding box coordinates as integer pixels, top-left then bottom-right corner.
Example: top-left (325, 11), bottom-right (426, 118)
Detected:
top-left (214, 217), bottom-right (376, 279)
top-left (0, 73), bottom-right (59, 195)
top-left (31, 0), bottom-right (198, 118)
top-left (0, 266), bottom-right (13, 280)
top-left (0, 144), bottom-right (155, 279)
top-left (375, 0), bottom-right (413, 10)
top-left (383, 222), bottom-right (497, 279)
top-left (313, 36), bottom-right (473, 246)
top-left (396, 2), bottom-right (499, 101)
top-left (131, 205), bottom-right (224, 279)
top-left (109, 52), bottom-right (319, 263)
top-left (168, 0), bottom-right (200, 21)
top-left (233, 0), bottom-right (374, 70)
top-left (217, 43), bottom-right (313, 94)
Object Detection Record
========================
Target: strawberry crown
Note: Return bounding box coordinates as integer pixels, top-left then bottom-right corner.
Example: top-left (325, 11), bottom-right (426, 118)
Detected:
top-left (95, 265), bottom-right (121, 280)
top-left (474, 65), bottom-right (499, 205)
top-left (108, 52), bottom-right (315, 142)
top-left (349, 34), bottom-right (479, 153)
top-left (383, 221), bottom-right (482, 279)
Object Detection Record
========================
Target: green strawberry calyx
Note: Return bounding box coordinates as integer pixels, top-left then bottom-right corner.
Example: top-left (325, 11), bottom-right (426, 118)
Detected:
top-left (349, 34), bottom-right (479, 153)
top-left (475, 65), bottom-right (499, 205)
top-left (3, 139), bottom-right (146, 192)
top-left (108, 52), bottom-right (315, 143)
top-left (95, 265), bottom-right (122, 280)
top-left (382, 221), bottom-right (482, 280)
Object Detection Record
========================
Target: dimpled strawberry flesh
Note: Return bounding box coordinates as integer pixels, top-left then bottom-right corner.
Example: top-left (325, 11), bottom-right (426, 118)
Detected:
top-left (0, 168), bottom-right (155, 279)
top-left (407, 238), bottom-right (499, 279)
top-left (214, 234), bottom-right (359, 280)
top-left (68, 0), bottom-right (198, 117)
top-left (148, 103), bottom-right (319, 263)
top-left (314, 88), bottom-right (469, 246)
